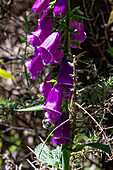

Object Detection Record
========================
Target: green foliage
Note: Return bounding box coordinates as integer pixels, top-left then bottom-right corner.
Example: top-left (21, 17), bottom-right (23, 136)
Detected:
top-left (0, 98), bottom-right (19, 118)
top-left (35, 143), bottom-right (62, 169)
top-left (0, 68), bottom-right (15, 80)
top-left (71, 142), bottom-right (111, 154)
top-left (71, 6), bottom-right (89, 23)
top-left (107, 46), bottom-right (113, 57)
top-left (17, 105), bottom-right (44, 112)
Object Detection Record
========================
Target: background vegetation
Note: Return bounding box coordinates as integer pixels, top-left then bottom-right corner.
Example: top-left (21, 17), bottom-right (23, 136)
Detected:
top-left (0, 0), bottom-right (113, 169)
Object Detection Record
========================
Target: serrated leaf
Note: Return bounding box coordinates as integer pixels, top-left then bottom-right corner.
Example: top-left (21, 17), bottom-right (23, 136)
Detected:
top-left (35, 144), bottom-right (62, 169)
top-left (16, 105), bottom-right (44, 111)
top-left (0, 68), bottom-right (15, 80)
top-left (35, 143), bottom-right (52, 164)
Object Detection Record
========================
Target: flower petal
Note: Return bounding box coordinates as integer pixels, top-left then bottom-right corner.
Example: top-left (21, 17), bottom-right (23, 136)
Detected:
top-left (52, 112), bottom-right (71, 146)
top-left (32, 0), bottom-right (50, 15)
top-left (55, 59), bottom-right (73, 99)
top-left (43, 87), bottom-right (62, 123)
top-left (70, 20), bottom-right (86, 48)
top-left (39, 73), bottom-right (52, 98)
top-left (25, 54), bottom-right (44, 79)
top-left (53, 0), bottom-right (68, 18)
top-left (36, 32), bottom-right (62, 64)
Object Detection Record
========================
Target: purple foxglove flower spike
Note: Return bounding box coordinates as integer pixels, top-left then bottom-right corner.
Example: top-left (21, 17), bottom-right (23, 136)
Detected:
top-left (39, 73), bottom-right (52, 98)
top-left (32, 0), bottom-right (50, 15)
top-left (70, 19), bottom-right (86, 48)
top-left (36, 32), bottom-right (62, 65)
top-left (55, 59), bottom-right (73, 99)
top-left (43, 87), bottom-right (63, 123)
top-left (52, 112), bottom-right (71, 146)
top-left (25, 53), bottom-right (44, 79)
top-left (53, 0), bottom-right (68, 18)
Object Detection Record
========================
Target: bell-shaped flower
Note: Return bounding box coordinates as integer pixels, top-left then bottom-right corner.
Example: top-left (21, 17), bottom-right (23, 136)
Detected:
top-left (53, 0), bottom-right (68, 18)
top-left (36, 32), bottom-right (62, 65)
top-left (43, 87), bottom-right (63, 123)
top-left (25, 53), bottom-right (44, 79)
top-left (39, 73), bottom-right (52, 98)
top-left (52, 112), bottom-right (71, 146)
top-left (32, 0), bottom-right (50, 15)
top-left (55, 59), bottom-right (73, 99)
top-left (27, 7), bottom-right (53, 48)
top-left (70, 19), bottom-right (86, 48)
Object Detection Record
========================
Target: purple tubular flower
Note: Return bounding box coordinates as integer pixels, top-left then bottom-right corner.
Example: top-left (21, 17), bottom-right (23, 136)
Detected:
top-left (52, 112), bottom-right (71, 146)
top-left (53, 0), bottom-right (68, 18)
top-left (39, 73), bottom-right (52, 98)
top-left (70, 19), bottom-right (86, 48)
top-left (32, 17), bottom-right (53, 44)
top-left (55, 59), bottom-right (73, 99)
top-left (36, 32), bottom-right (62, 65)
top-left (27, 7), bottom-right (53, 48)
top-left (25, 53), bottom-right (44, 79)
top-left (43, 87), bottom-right (63, 123)
top-left (32, 0), bottom-right (50, 15)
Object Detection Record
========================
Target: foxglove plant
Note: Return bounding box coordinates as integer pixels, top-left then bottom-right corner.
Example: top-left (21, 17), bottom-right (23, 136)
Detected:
top-left (25, 0), bottom-right (86, 169)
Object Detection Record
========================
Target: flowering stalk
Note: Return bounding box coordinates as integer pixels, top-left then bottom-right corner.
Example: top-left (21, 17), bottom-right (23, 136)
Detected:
top-left (62, 0), bottom-right (70, 170)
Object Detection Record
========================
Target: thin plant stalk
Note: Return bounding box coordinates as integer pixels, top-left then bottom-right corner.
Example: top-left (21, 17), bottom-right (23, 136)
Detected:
top-left (62, 0), bottom-right (71, 170)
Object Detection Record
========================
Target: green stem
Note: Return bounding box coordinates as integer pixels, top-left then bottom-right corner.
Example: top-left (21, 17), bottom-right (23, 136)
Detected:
top-left (62, 147), bottom-right (70, 170)
top-left (62, 0), bottom-right (70, 170)
top-left (62, 0), bottom-right (71, 63)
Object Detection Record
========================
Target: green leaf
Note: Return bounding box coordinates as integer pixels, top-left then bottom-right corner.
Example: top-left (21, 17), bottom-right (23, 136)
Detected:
top-left (35, 143), bottom-right (51, 164)
top-left (87, 142), bottom-right (111, 154)
top-left (71, 142), bottom-right (111, 154)
top-left (71, 14), bottom-right (90, 22)
top-left (70, 38), bottom-right (82, 49)
top-left (35, 144), bottom-right (62, 169)
top-left (0, 68), bottom-right (15, 80)
top-left (72, 144), bottom-right (86, 152)
top-left (16, 105), bottom-right (44, 111)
